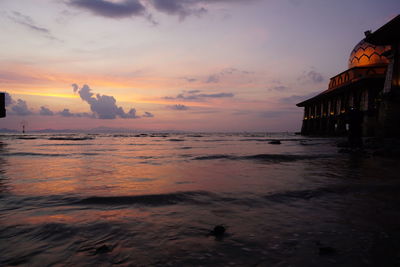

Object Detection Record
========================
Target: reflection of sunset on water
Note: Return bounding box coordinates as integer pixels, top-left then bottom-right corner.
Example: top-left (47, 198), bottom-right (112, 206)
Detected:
top-left (1, 133), bottom-right (400, 265)
top-left (3, 134), bottom-right (315, 197)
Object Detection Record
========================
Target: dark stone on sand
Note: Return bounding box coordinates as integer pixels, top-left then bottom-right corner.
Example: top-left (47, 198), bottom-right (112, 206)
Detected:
top-left (210, 225), bottom-right (226, 237)
top-left (95, 244), bottom-right (112, 254)
top-left (269, 140), bottom-right (281, 145)
top-left (318, 246), bottom-right (336, 255)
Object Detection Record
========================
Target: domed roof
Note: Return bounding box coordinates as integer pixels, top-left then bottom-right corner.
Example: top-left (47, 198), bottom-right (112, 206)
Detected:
top-left (348, 39), bottom-right (390, 68)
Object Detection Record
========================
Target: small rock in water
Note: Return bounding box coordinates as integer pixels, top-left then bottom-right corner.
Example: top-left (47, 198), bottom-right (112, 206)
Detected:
top-left (210, 225), bottom-right (226, 237)
top-left (95, 244), bottom-right (112, 254)
top-left (269, 140), bottom-right (281, 145)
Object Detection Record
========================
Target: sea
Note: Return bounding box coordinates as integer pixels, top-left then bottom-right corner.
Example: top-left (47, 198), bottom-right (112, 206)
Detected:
top-left (0, 132), bottom-right (399, 266)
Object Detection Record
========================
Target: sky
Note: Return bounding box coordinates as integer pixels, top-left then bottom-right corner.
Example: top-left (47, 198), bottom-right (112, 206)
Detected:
top-left (0, 0), bottom-right (399, 132)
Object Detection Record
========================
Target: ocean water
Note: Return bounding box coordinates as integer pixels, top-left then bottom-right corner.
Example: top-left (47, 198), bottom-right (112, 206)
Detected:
top-left (0, 133), bottom-right (400, 266)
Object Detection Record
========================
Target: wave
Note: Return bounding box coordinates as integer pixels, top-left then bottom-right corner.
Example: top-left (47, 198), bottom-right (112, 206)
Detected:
top-left (127, 143), bottom-right (148, 146)
top-left (134, 134), bottom-right (149, 137)
top-left (193, 154), bottom-right (236, 160)
top-left (2, 152), bottom-right (66, 157)
top-left (74, 191), bottom-right (211, 206)
top-left (186, 134), bottom-right (204, 137)
top-left (2, 152), bottom-right (100, 157)
top-left (80, 152), bottom-right (99, 156)
top-left (239, 138), bottom-right (272, 142)
top-left (239, 138), bottom-right (311, 142)
top-left (150, 134), bottom-right (169, 137)
top-left (38, 143), bottom-right (94, 147)
top-left (199, 139), bottom-right (228, 142)
top-left (16, 136), bottom-right (38, 140)
top-left (112, 134), bottom-right (137, 138)
top-left (241, 154), bottom-right (327, 161)
top-left (48, 136), bottom-right (95, 141)
top-left (7, 183), bottom-right (400, 211)
top-left (178, 146), bottom-right (193, 150)
top-left (263, 184), bottom-right (400, 203)
top-left (193, 153), bottom-right (332, 162)
top-left (74, 184), bottom-right (391, 207)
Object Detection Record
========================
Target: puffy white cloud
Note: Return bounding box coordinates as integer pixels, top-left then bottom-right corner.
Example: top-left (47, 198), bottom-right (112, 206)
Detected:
top-left (11, 99), bottom-right (32, 116)
top-left (39, 106), bottom-right (54, 116)
top-left (73, 84), bottom-right (152, 119)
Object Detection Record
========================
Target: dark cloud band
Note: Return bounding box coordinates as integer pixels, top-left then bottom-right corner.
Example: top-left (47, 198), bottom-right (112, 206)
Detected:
top-left (69, 0), bottom-right (146, 18)
top-left (68, 0), bottom-right (253, 20)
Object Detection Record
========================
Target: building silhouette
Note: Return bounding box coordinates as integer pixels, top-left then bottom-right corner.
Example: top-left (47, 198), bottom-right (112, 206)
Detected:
top-left (297, 15), bottom-right (400, 137)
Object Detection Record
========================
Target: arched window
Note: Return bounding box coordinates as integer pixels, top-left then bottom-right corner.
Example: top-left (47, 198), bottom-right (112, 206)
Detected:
top-left (344, 73), bottom-right (350, 83)
top-left (338, 76), bottom-right (343, 85)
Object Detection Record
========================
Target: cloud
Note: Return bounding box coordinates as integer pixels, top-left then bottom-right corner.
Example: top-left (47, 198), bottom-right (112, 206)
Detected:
top-left (58, 108), bottom-right (75, 117)
top-left (150, 0), bottom-right (206, 20)
top-left (199, 92), bottom-right (234, 98)
top-left (182, 77), bottom-right (198, 83)
top-left (231, 110), bottom-right (252, 116)
top-left (4, 92), bottom-right (147, 119)
top-left (11, 99), bottom-right (32, 116)
top-left (57, 108), bottom-right (94, 118)
top-left (206, 74), bottom-right (220, 83)
top-left (268, 85), bottom-right (290, 92)
top-left (298, 70), bottom-right (324, 84)
top-left (142, 111), bottom-right (154, 117)
top-left (72, 83), bottom-right (79, 92)
top-left (39, 106), bottom-right (54, 116)
top-left (307, 71), bottom-right (324, 83)
top-left (169, 104), bottom-right (189, 110)
top-left (150, 0), bottom-right (258, 19)
top-left (4, 93), bottom-right (44, 116)
top-left (205, 67), bottom-right (252, 83)
top-left (73, 84), bottom-right (150, 119)
top-left (69, 0), bottom-right (146, 18)
top-left (7, 11), bottom-right (56, 40)
top-left (0, 70), bottom-right (48, 84)
top-left (165, 90), bottom-right (234, 102)
top-left (68, 0), bottom-right (254, 21)
top-left (4, 92), bottom-right (14, 106)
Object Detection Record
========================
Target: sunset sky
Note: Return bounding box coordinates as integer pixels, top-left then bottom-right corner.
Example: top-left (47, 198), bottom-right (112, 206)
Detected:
top-left (0, 0), bottom-right (398, 132)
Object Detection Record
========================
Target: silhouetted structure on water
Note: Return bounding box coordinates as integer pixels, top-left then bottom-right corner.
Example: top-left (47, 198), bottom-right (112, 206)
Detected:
top-left (0, 92), bottom-right (5, 118)
top-left (297, 15), bottom-right (400, 138)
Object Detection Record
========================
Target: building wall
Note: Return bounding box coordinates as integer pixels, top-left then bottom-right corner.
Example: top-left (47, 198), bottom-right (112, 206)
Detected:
top-left (300, 81), bottom-right (383, 136)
